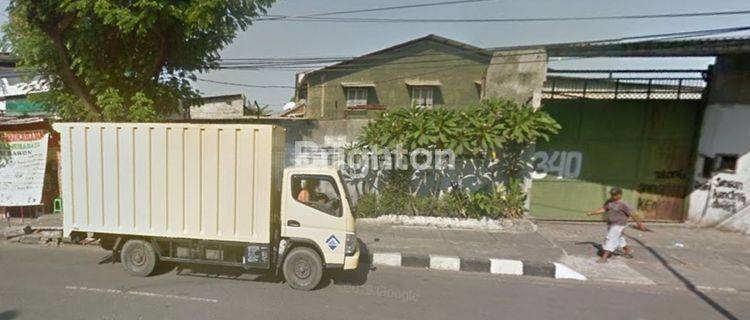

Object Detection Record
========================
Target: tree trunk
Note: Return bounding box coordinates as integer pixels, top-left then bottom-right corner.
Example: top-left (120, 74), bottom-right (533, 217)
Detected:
top-left (44, 28), bottom-right (101, 118)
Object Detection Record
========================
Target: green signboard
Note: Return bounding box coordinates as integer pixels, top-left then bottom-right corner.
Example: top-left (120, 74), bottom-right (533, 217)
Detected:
top-left (4, 98), bottom-right (48, 116)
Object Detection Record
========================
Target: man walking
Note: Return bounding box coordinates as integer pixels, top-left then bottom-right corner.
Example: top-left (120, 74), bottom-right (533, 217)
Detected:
top-left (587, 187), bottom-right (646, 263)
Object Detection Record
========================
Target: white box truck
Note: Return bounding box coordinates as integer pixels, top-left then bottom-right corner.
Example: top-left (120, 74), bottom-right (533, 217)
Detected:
top-left (54, 122), bottom-right (359, 290)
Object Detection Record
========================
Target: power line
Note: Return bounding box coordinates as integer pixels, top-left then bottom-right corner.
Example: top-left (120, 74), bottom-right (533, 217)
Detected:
top-left (214, 25), bottom-right (750, 71)
top-left (218, 56), bottom-right (490, 70)
top-left (264, 0), bottom-right (492, 20)
top-left (201, 57), bottom-right (580, 92)
top-left (208, 57), bottom-right (583, 92)
top-left (259, 9), bottom-right (750, 24)
top-left (204, 26), bottom-right (749, 89)
top-left (196, 78), bottom-right (295, 89)
top-left (216, 50), bottom-right (535, 70)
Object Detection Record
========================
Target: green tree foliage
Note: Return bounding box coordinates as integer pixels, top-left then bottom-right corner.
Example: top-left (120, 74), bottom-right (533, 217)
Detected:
top-left (359, 99), bottom-right (560, 158)
top-left (3, 0), bottom-right (274, 121)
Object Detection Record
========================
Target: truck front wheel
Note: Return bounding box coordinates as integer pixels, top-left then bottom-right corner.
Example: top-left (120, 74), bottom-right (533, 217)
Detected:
top-left (282, 247), bottom-right (323, 291)
top-left (120, 239), bottom-right (158, 277)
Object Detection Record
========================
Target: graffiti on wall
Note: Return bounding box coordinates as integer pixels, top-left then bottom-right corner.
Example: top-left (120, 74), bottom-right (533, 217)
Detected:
top-left (694, 177), bottom-right (748, 214)
top-left (531, 150), bottom-right (583, 179)
top-left (710, 178), bottom-right (746, 213)
top-left (636, 197), bottom-right (683, 216)
top-left (637, 198), bottom-right (658, 211)
top-left (634, 170), bottom-right (690, 218)
top-left (637, 170), bottom-right (688, 196)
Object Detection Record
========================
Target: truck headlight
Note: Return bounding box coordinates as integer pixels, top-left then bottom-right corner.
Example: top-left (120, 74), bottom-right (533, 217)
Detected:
top-left (345, 234), bottom-right (357, 255)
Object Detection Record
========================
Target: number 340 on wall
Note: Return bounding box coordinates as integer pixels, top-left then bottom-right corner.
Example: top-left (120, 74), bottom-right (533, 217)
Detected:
top-left (531, 150), bottom-right (583, 180)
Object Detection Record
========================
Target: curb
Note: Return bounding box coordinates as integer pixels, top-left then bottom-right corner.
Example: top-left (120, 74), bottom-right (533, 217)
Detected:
top-left (364, 252), bottom-right (587, 281)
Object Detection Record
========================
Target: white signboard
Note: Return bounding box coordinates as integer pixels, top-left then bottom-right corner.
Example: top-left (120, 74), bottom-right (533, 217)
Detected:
top-left (0, 130), bottom-right (49, 206)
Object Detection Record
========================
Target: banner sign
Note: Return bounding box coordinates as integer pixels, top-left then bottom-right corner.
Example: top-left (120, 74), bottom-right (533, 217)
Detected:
top-left (0, 130), bottom-right (49, 206)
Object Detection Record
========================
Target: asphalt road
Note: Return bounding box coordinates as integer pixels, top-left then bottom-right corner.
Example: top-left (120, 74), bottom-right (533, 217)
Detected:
top-left (1, 243), bottom-right (749, 320)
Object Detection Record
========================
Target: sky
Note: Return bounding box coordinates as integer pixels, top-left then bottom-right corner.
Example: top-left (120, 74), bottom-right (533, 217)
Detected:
top-left (3, 0), bottom-right (750, 112)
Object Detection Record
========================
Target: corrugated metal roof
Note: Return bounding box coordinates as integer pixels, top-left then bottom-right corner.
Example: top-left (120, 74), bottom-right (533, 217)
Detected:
top-left (302, 35), bottom-right (750, 81)
top-left (532, 36), bottom-right (750, 57)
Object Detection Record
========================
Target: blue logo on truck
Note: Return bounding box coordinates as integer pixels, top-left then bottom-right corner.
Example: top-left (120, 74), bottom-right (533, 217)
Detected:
top-left (325, 235), bottom-right (340, 251)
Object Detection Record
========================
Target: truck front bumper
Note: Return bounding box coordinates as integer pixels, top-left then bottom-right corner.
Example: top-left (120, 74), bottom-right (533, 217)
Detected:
top-left (344, 250), bottom-right (360, 270)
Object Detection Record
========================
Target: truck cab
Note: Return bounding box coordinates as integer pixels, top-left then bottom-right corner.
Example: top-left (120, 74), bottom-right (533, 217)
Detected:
top-left (278, 167), bottom-right (359, 289)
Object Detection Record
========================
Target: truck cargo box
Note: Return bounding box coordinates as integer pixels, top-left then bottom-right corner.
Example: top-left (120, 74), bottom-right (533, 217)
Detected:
top-left (54, 123), bottom-right (286, 244)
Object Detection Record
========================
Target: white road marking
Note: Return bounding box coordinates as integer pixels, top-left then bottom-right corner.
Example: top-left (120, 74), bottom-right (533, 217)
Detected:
top-left (65, 286), bottom-right (218, 303)
top-left (696, 286), bottom-right (739, 293)
top-left (65, 286), bottom-right (122, 293)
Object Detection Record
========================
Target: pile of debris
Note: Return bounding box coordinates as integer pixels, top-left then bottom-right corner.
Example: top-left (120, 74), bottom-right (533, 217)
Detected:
top-left (3, 215), bottom-right (64, 246)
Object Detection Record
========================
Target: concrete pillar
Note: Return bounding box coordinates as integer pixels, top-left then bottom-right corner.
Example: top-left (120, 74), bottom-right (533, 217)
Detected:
top-left (482, 49), bottom-right (548, 109)
top-left (483, 49), bottom-right (548, 210)
top-left (688, 54), bottom-right (750, 234)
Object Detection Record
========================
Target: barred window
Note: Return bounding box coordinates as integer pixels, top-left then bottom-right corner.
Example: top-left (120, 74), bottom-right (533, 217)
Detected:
top-left (346, 87), bottom-right (368, 107)
top-left (411, 86), bottom-right (434, 109)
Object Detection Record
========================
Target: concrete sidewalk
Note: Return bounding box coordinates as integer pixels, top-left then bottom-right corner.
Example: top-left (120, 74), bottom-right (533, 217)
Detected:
top-left (538, 222), bottom-right (750, 291)
top-left (358, 220), bottom-right (750, 291)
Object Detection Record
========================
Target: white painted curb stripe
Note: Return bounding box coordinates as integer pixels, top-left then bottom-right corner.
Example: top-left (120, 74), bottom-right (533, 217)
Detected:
top-left (429, 255), bottom-right (461, 271)
top-left (369, 252), bottom-right (588, 282)
top-left (553, 262), bottom-right (588, 281)
top-left (372, 252), bottom-right (402, 267)
top-left (490, 259), bottom-right (523, 275)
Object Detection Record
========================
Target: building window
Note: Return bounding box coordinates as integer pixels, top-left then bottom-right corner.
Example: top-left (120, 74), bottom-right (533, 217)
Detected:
top-left (411, 86), bottom-right (434, 108)
top-left (701, 154), bottom-right (739, 178)
top-left (701, 157), bottom-right (715, 179)
top-left (717, 154), bottom-right (738, 172)
top-left (346, 87), bottom-right (368, 107)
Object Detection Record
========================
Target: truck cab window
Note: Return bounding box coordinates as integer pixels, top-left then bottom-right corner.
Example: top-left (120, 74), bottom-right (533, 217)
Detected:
top-left (292, 175), bottom-right (342, 217)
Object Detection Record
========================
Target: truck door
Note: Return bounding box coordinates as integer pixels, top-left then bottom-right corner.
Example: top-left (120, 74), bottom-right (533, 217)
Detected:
top-left (282, 173), bottom-right (347, 266)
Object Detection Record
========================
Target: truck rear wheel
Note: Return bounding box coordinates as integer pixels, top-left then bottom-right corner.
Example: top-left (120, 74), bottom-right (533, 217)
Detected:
top-left (282, 247), bottom-right (323, 291)
top-left (120, 239), bottom-right (158, 277)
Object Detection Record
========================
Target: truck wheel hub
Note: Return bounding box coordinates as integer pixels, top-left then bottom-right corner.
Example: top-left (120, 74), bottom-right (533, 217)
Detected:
top-left (294, 260), bottom-right (311, 279)
top-left (131, 247), bottom-right (146, 266)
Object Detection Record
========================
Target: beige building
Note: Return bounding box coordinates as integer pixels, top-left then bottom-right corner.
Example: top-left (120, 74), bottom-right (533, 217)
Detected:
top-left (190, 94), bottom-right (246, 119)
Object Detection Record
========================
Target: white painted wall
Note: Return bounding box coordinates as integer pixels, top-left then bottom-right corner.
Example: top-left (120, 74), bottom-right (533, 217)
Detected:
top-left (190, 95), bottom-right (245, 119)
top-left (688, 104), bottom-right (750, 235)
